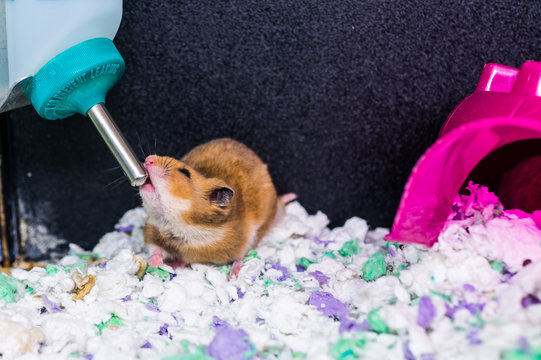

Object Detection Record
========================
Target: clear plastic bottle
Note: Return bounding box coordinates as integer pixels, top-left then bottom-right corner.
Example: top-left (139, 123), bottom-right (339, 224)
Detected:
top-left (1, 0), bottom-right (122, 110)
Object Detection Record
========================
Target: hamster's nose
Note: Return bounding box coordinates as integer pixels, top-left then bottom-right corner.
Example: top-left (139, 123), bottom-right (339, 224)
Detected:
top-left (145, 156), bottom-right (156, 167)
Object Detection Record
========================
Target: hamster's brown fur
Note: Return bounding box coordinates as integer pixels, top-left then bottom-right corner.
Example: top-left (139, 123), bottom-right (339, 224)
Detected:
top-left (140, 138), bottom-right (278, 264)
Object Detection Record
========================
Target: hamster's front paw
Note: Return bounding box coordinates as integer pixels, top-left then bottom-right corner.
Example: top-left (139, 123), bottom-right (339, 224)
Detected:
top-left (148, 244), bottom-right (166, 267)
top-left (228, 259), bottom-right (244, 280)
top-left (149, 253), bottom-right (164, 267)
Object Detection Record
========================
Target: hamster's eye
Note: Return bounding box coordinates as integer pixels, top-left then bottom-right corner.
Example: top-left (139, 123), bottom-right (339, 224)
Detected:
top-left (178, 168), bottom-right (191, 178)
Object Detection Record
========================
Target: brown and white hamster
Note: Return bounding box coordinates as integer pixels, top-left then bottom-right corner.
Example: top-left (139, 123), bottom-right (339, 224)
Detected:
top-left (139, 138), bottom-right (288, 266)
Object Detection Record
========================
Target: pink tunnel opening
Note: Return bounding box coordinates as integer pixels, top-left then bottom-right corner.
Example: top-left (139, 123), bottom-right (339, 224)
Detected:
top-left (387, 117), bottom-right (541, 246)
top-left (388, 61), bottom-right (541, 246)
top-left (467, 139), bottom-right (541, 213)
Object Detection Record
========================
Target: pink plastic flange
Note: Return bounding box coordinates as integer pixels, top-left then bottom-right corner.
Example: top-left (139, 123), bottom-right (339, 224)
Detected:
top-left (387, 61), bottom-right (541, 246)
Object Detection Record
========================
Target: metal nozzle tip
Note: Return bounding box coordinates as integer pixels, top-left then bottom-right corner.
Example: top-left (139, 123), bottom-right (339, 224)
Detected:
top-left (130, 173), bottom-right (148, 187)
top-left (87, 104), bottom-right (148, 188)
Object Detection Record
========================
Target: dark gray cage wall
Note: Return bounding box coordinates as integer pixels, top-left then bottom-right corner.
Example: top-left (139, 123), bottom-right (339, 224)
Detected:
top-left (5, 1), bottom-right (541, 260)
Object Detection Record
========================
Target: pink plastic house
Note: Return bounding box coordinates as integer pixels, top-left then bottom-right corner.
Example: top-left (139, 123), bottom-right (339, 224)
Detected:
top-left (387, 61), bottom-right (541, 246)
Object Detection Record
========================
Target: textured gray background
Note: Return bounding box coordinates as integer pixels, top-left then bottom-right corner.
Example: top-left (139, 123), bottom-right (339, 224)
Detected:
top-left (7, 1), bottom-right (541, 259)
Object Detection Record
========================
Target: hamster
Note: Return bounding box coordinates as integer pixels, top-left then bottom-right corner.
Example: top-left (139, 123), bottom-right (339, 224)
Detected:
top-left (139, 138), bottom-right (291, 266)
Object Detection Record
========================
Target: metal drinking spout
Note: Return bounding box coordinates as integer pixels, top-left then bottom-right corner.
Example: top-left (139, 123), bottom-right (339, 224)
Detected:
top-left (87, 104), bottom-right (147, 187)
top-left (19, 37), bottom-right (147, 188)
top-left (1, 2), bottom-right (145, 188)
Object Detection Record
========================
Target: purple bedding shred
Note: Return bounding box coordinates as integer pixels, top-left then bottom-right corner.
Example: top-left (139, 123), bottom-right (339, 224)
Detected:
top-left (339, 318), bottom-right (369, 333)
top-left (207, 318), bottom-right (255, 360)
top-left (117, 225), bottom-right (134, 232)
top-left (313, 237), bottom-right (334, 245)
top-left (467, 330), bottom-right (483, 345)
top-left (403, 340), bottom-right (415, 360)
top-left (212, 316), bottom-right (227, 328)
top-left (158, 324), bottom-right (169, 336)
top-left (271, 262), bottom-right (289, 281)
top-left (41, 294), bottom-right (62, 313)
top-left (236, 288), bottom-right (245, 299)
top-left (146, 303), bottom-right (159, 312)
top-left (521, 294), bottom-right (541, 308)
top-left (141, 341), bottom-right (153, 349)
top-left (310, 271), bottom-right (330, 284)
top-left (445, 300), bottom-right (485, 318)
top-left (309, 291), bottom-right (349, 319)
top-left (417, 296), bottom-right (436, 328)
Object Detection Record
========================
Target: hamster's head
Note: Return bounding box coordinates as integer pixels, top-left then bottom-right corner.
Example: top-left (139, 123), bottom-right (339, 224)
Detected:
top-left (140, 155), bottom-right (235, 232)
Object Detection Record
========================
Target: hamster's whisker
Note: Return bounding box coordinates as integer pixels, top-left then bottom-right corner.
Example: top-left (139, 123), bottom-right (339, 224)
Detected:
top-left (102, 165), bottom-right (121, 173)
top-left (138, 142), bottom-right (146, 158)
top-left (104, 176), bottom-right (127, 189)
top-left (163, 158), bottom-right (174, 173)
top-left (133, 129), bottom-right (149, 158)
top-left (108, 180), bottom-right (127, 191)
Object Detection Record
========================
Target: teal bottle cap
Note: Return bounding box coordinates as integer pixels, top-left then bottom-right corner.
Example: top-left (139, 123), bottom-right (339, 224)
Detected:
top-left (22, 38), bottom-right (125, 120)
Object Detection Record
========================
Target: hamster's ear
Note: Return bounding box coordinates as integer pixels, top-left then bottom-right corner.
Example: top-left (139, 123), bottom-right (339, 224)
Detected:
top-left (209, 186), bottom-right (234, 207)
